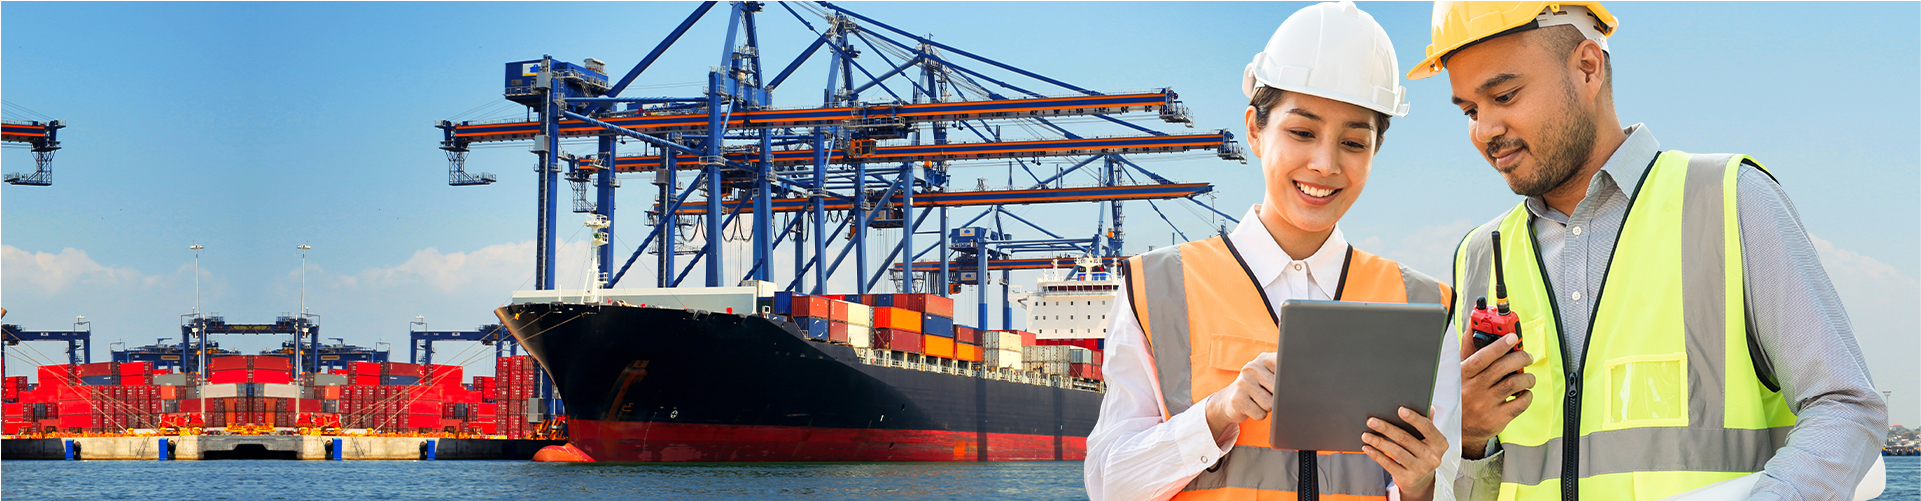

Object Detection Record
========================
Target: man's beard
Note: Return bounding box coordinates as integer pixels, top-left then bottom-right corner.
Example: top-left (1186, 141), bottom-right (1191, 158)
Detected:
top-left (1494, 81), bottom-right (1596, 198)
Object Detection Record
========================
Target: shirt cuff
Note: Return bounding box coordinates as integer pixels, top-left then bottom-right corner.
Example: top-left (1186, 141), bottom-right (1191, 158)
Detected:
top-left (1457, 438), bottom-right (1503, 501)
top-left (1169, 393), bottom-right (1237, 469)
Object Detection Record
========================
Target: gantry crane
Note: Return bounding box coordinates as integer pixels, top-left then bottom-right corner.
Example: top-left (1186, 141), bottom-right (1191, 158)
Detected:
top-left (2, 118), bottom-right (64, 186)
top-left (435, 1), bottom-right (1245, 330)
top-left (2, 318), bottom-right (93, 366)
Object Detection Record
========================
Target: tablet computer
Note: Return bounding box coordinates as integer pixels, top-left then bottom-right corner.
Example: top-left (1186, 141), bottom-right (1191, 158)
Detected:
top-left (1268, 300), bottom-right (1447, 452)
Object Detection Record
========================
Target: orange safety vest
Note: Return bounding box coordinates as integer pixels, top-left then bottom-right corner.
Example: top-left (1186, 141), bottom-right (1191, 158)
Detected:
top-left (1124, 235), bottom-right (1452, 501)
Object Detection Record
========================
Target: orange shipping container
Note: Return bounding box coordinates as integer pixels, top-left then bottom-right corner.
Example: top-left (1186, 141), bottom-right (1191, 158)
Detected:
top-left (923, 335), bottom-right (955, 359)
top-left (873, 307), bottom-right (922, 332)
top-left (957, 343), bottom-right (983, 362)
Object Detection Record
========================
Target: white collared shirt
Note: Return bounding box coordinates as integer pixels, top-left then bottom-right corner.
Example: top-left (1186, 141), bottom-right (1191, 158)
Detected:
top-left (1085, 205), bottom-right (1461, 501)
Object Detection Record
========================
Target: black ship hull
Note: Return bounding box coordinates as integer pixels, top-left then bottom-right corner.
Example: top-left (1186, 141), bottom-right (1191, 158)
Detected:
top-left (496, 302), bottom-right (1102, 462)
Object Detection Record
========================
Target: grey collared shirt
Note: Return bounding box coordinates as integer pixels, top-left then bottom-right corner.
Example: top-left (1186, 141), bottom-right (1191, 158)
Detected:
top-left (1457, 124), bottom-right (1888, 500)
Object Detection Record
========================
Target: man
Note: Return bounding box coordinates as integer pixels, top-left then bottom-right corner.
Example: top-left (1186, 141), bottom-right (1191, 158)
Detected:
top-left (1404, 2), bottom-right (1888, 500)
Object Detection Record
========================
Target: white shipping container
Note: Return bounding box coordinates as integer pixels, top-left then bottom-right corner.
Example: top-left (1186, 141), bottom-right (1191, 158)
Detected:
top-left (200, 383), bottom-right (241, 399)
top-left (983, 331), bottom-right (1023, 350)
top-left (1024, 345), bottom-right (1070, 363)
top-left (848, 324), bottom-right (872, 348)
top-left (847, 302), bottom-right (874, 327)
top-left (1069, 346), bottom-right (1098, 364)
top-left (262, 383), bottom-right (302, 399)
top-left (1024, 360), bottom-right (1071, 375)
top-left (983, 347), bottom-right (1023, 369)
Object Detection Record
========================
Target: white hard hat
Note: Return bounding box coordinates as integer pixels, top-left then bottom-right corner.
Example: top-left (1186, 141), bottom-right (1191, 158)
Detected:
top-left (1243, 0), bottom-right (1409, 117)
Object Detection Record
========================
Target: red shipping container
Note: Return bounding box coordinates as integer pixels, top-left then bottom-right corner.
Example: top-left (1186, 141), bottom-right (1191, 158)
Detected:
top-left (118, 362), bottom-right (152, 375)
top-left (1020, 331), bottom-right (1037, 347)
top-left (954, 326), bottom-right (979, 345)
top-left (353, 375), bottom-right (380, 386)
top-left (6, 376), bottom-right (28, 389)
top-left (37, 365), bottom-right (76, 387)
top-left (1070, 363), bottom-right (1103, 380)
top-left (791, 295), bottom-right (830, 319)
top-left (384, 362), bottom-right (422, 378)
top-left (252, 356), bottom-right (292, 371)
top-left (829, 321), bottom-right (850, 343)
top-left (875, 328), bottom-right (922, 353)
top-left (208, 356), bottom-right (250, 371)
top-left (828, 300), bottom-right (850, 323)
top-left (425, 365), bottom-right (464, 387)
top-left (891, 293), bottom-right (955, 318)
top-left (207, 370), bottom-right (250, 385)
top-left (55, 385), bottom-right (95, 401)
top-left (350, 361), bottom-right (382, 376)
top-left (76, 362), bottom-right (116, 377)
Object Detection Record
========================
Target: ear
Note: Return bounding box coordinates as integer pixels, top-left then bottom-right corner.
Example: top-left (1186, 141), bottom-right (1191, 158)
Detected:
top-left (1570, 39), bottom-right (1607, 102)
top-left (1245, 105), bottom-right (1263, 154)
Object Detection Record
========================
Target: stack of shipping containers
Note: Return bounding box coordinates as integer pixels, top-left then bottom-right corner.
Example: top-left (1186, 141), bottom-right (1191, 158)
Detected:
top-left (765, 291), bottom-right (1103, 382)
top-left (3, 356), bottom-right (532, 437)
top-left (494, 355), bottom-right (541, 438)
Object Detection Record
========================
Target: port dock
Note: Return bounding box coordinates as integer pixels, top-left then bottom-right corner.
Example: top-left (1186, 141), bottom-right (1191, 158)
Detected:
top-left (2, 436), bottom-right (560, 460)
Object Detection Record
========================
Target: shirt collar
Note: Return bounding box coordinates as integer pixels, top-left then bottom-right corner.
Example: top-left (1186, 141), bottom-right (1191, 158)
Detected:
top-left (1524, 123), bottom-right (1662, 220)
top-left (1228, 205), bottom-right (1349, 299)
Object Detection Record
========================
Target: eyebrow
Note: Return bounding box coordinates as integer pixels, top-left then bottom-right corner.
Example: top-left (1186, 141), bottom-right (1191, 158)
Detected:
top-left (1286, 108), bottom-right (1375, 131)
top-left (1450, 73), bottom-right (1521, 105)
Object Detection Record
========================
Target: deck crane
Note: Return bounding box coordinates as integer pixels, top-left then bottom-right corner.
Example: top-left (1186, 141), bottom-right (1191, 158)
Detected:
top-left (435, 1), bottom-right (1245, 331)
top-left (2, 118), bottom-right (64, 186)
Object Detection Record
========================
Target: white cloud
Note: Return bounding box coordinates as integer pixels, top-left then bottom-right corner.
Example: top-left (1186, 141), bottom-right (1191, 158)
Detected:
top-left (1, 245), bottom-right (164, 295)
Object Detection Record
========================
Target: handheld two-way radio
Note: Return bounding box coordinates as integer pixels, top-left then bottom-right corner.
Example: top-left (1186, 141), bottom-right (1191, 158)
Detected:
top-left (1470, 231), bottom-right (1523, 357)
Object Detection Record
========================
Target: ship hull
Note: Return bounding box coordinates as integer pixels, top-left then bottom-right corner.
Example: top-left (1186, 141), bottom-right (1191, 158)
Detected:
top-left (496, 302), bottom-right (1101, 462)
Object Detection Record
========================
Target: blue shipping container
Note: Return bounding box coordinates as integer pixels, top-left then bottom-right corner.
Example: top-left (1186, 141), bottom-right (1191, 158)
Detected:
top-left (922, 314), bottom-right (955, 338)
top-left (78, 375), bottom-right (118, 386)
top-left (773, 291), bottom-right (796, 315)
top-left (801, 317), bottom-right (831, 341)
top-left (868, 294), bottom-right (895, 307)
top-left (384, 375), bottom-right (422, 386)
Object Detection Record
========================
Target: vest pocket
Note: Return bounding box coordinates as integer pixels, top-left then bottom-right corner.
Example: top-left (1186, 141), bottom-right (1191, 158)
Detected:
top-left (1601, 354), bottom-right (1689, 430)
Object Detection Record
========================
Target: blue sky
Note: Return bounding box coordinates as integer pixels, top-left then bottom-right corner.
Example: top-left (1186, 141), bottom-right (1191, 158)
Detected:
top-left (4, 2), bottom-right (1916, 424)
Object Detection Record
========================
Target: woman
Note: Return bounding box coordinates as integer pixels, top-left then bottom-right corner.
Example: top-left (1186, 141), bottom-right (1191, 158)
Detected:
top-left (1084, 2), bottom-right (1460, 500)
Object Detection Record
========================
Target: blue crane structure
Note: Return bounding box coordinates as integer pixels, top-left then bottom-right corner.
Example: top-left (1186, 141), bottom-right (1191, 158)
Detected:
top-left (109, 339), bottom-right (241, 372)
top-left (1, 319), bottom-right (93, 366)
top-left (406, 322), bottom-right (516, 365)
top-left (2, 118), bottom-right (64, 186)
top-left (178, 315), bottom-right (325, 376)
top-left (435, 1), bottom-right (1243, 332)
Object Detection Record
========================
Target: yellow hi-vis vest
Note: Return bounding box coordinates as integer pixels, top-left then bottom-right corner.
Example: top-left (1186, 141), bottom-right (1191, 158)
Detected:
top-left (1126, 235), bottom-right (1453, 501)
top-left (1451, 152), bottom-right (1797, 500)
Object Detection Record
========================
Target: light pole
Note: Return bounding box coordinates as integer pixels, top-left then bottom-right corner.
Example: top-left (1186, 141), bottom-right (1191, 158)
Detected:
top-left (296, 244), bottom-right (311, 381)
top-left (190, 244), bottom-right (204, 316)
top-left (189, 243), bottom-right (206, 428)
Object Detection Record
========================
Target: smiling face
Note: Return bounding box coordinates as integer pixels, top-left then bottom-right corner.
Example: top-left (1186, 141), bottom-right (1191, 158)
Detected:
top-left (1245, 90), bottom-right (1382, 241)
top-left (1446, 30), bottom-right (1602, 197)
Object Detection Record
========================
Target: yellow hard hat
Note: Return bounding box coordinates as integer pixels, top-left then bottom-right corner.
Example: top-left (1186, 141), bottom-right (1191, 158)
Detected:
top-left (1406, 1), bottom-right (1618, 80)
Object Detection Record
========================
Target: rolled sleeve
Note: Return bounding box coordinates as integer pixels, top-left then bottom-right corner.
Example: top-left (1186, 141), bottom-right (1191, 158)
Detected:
top-left (1735, 166), bottom-right (1889, 500)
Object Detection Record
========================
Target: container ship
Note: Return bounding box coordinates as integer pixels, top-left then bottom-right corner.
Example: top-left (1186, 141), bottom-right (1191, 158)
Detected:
top-left (497, 261), bottom-right (1116, 463)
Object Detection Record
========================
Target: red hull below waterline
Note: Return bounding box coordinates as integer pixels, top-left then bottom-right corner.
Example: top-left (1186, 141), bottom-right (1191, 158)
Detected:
top-left (568, 419), bottom-right (1087, 462)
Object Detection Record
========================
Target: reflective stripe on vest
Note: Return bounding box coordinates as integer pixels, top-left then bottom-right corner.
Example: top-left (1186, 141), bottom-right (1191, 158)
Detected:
top-left (1449, 151), bottom-right (1795, 500)
top-left (1126, 235), bottom-right (1452, 500)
